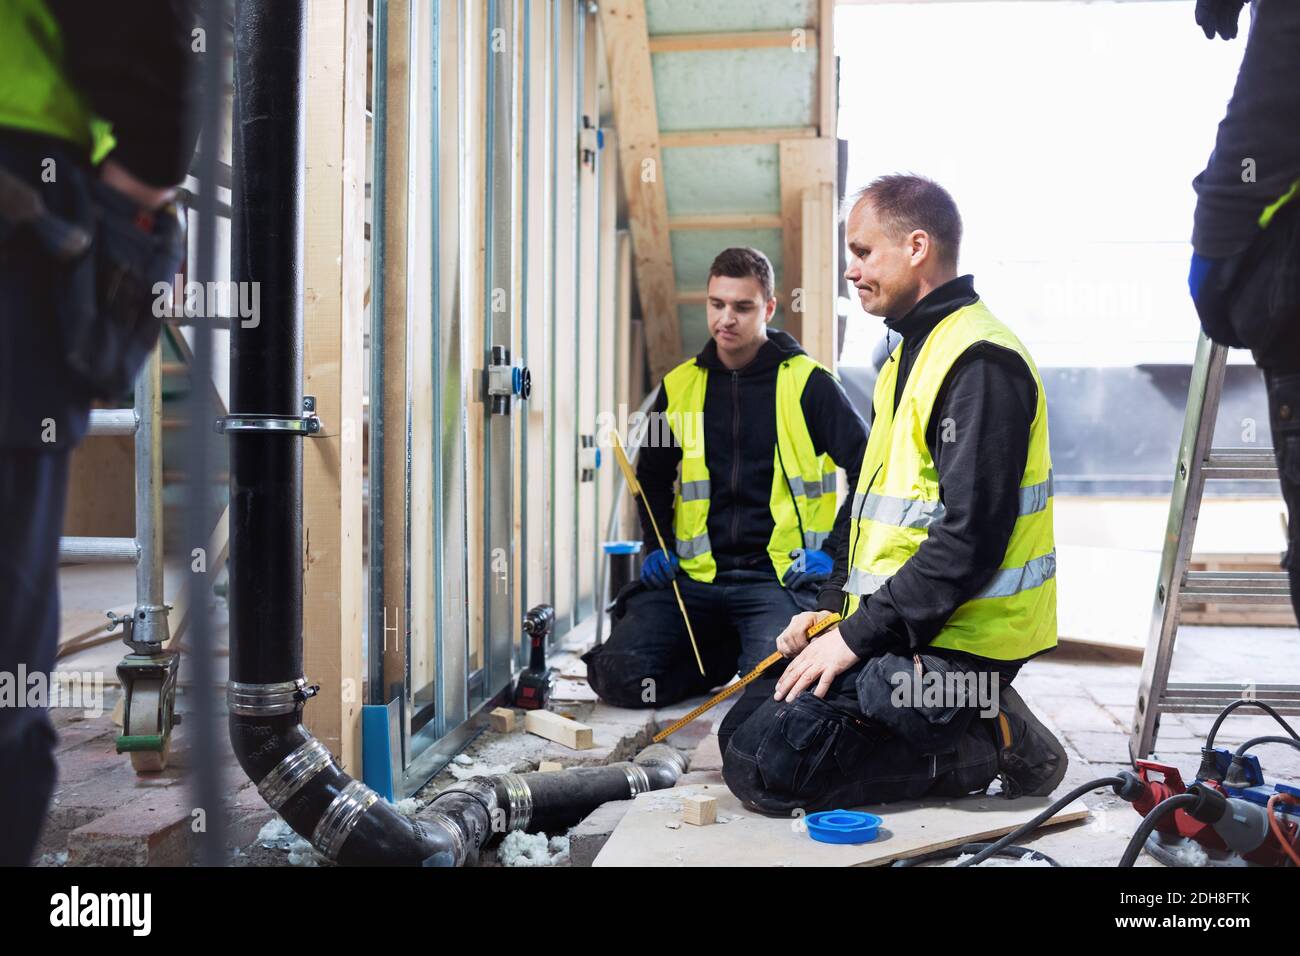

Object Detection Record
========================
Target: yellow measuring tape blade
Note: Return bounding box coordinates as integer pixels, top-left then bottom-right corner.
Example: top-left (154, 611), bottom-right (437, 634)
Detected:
top-left (651, 612), bottom-right (842, 743)
top-left (609, 430), bottom-right (706, 676)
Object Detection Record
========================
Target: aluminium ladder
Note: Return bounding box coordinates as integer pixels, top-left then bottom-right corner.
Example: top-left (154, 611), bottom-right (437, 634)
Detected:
top-left (1130, 332), bottom-right (1300, 760)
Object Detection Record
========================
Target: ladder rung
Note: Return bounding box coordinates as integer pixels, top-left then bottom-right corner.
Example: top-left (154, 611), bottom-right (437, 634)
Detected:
top-left (1202, 447), bottom-right (1278, 479)
top-left (1158, 682), bottom-right (1300, 715)
top-left (87, 408), bottom-right (139, 437)
top-left (1179, 570), bottom-right (1292, 604)
top-left (59, 536), bottom-right (139, 564)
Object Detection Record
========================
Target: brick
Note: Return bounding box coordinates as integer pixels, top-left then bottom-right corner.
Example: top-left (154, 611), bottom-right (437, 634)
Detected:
top-left (67, 786), bottom-right (197, 867)
top-left (688, 734), bottom-right (723, 772)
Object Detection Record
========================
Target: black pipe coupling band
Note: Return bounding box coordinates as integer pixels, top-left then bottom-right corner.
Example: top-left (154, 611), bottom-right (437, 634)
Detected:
top-left (313, 779), bottom-right (380, 860)
top-left (612, 761), bottom-right (653, 798)
top-left (257, 737), bottom-right (334, 810)
top-left (227, 677), bottom-right (317, 716)
top-left (633, 743), bottom-right (688, 787)
top-left (494, 772), bottom-right (533, 832)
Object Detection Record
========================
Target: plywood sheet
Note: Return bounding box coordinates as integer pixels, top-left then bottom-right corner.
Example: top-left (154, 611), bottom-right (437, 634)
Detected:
top-left (594, 783), bottom-right (1089, 867)
top-left (1056, 544), bottom-right (1160, 653)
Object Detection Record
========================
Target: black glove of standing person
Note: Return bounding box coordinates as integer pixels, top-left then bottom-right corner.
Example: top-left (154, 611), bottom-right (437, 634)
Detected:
top-left (1196, 0), bottom-right (1248, 40)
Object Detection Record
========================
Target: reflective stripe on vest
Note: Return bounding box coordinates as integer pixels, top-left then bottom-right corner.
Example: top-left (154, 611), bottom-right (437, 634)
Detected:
top-left (843, 301), bottom-right (1057, 661)
top-left (662, 352), bottom-right (838, 585)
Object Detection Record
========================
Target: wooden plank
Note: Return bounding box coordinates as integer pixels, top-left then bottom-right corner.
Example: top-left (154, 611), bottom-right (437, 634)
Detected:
top-left (464, 0), bottom-right (488, 673)
top-left (647, 29), bottom-right (815, 54)
top-left (301, 0), bottom-right (367, 771)
top-left (522, 0), bottom-right (552, 625)
top-left (817, 0), bottom-right (836, 138)
top-left (660, 126), bottom-right (816, 149)
top-left (669, 212), bottom-right (783, 231)
top-left (576, 11), bottom-right (601, 617)
top-left (797, 182), bottom-right (837, 366)
top-left (524, 708), bottom-right (595, 750)
top-left (778, 137), bottom-right (837, 332)
top-left (551, 0), bottom-right (578, 631)
top-left (597, 0), bottom-right (681, 383)
top-left (597, 128), bottom-right (620, 569)
top-left (379, 0), bottom-right (411, 704)
top-left (595, 785), bottom-right (1089, 867)
top-left (407, 0), bottom-right (436, 698)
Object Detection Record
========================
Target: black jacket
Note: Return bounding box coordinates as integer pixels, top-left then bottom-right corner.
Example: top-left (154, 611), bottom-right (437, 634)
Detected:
top-left (636, 329), bottom-right (868, 576)
top-left (49, 0), bottom-right (201, 187)
top-left (818, 276), bottom-right (1041, 661)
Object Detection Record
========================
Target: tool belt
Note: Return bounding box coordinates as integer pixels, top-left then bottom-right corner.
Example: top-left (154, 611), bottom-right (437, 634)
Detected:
top-left (1196, 199), bottom-right (1300, 362)
top-left (0, 159), bottom-right (186, 400)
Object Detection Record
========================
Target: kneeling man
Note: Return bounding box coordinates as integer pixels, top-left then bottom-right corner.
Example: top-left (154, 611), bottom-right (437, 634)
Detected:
top-left (720, 176), bottom-right (1068, 813)
top-left (584, 247), bottom-right (868, 708)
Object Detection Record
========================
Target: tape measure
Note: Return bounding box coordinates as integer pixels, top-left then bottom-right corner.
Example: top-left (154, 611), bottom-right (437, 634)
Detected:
top-left (651, 611), bottom-right (842, 743)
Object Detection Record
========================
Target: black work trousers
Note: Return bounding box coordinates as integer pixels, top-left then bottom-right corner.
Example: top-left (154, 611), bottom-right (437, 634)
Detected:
top-left (718, 647), bottom-right (1022, 816)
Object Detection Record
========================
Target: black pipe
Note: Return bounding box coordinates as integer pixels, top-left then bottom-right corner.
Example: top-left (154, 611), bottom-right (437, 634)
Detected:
top-left (227, 0), bottom-right (454, 867)
top-left (225, 0), bottom-right (687, 867)
top-left (430, 744), bottom-right (687, 840)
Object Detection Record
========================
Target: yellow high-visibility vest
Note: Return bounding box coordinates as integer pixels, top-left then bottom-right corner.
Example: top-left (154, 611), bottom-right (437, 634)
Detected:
top-left (0, 0), bottom-right (115, 161)
top-left (662, 353), bottom-right (836, 584)
top-left (844, 301), bottom-right (1057, 661)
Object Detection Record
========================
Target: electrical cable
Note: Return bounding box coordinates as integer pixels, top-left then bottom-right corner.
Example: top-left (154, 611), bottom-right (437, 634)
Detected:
top-left (956, 775), bottom-right (1124, 867)
top-left (893, 843), bottom-right (1061, 868)
top-left (1266, 793), bottom-right (1300, 867)
top-left (1206, 699), bottom-right (1299, 749)
top-left (1118, 793), bottom-right (1199, 867)
top-left (1235, 735), bottom-right (1300, 758)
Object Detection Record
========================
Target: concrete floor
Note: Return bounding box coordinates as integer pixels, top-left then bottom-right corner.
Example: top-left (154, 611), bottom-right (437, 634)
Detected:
top-left (33, 622), bottom-right (1299, 867)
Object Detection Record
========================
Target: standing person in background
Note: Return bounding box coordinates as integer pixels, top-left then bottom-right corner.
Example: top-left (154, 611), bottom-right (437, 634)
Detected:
top-left (1188, 0), bottom-right (1300, 624)
top-left (0, 0), bottom-right (199, 864)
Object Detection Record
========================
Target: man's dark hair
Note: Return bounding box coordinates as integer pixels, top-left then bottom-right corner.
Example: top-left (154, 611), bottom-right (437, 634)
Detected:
top-left (849, 174), bottom-right (963, 268)
top-left (707, 246), bottom-right (775, 301)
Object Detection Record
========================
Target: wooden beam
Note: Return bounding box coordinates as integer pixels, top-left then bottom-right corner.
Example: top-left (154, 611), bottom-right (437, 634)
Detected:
top-left (378, 0), bottom-right (410, 705)
top-left (302, 0), bottom-right (367, 771)
top-left (522, 0), bottom-right (552, 626)
top-left (818, 0), bottom-right (836, 138)
top-left (647, 29), bottom-right (815, 54)
top-left (659, 126), bottom-right (815, 149)
top-left (407, 0), bottom-right (436, 702)
top-left (669, 212), bottom-right (783, 231)
top-left (597, 0), bottom-right (681, 383)
top-left (524, 709), bottom-right (595, 750)
top-left (676, 289), bottom-right (707, 304)
top-left (799, 182), bottom-right (838, 368)
top-left (778, 136), bottom-right (837, 341)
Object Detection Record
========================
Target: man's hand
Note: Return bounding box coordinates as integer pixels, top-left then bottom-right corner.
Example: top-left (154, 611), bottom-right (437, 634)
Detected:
top-left (782, 548), bottom-right (834, 589)
top-left (1195, 0), bottom-right (1247, 41)
top-left (775, 609), bottom-right (833, 658)
top-left (100, 159), bottom-right (177, 211)
top-left (774, 626), bottom-right (860, 701)
top-left (640, 549), bottom-right (680, 589)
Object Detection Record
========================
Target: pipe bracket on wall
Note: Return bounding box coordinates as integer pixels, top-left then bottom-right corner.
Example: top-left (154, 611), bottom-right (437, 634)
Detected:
top-left (215, 396), bottom-right (324, 435)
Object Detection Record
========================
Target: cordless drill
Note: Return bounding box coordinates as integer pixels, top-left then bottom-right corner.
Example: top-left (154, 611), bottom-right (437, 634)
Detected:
top-left (513, 604), bottom-right (557, 710)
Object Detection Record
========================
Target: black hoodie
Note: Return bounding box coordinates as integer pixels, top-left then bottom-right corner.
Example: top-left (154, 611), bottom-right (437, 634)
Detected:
top-left (635, 329), bottom-right (868, 577)
top-left (819, 276), bottom-right (1041, 662)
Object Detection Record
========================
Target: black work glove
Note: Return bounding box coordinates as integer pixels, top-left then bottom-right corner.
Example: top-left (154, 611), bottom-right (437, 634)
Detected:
top-left (1195, 0), bottom-right (1247, 40)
